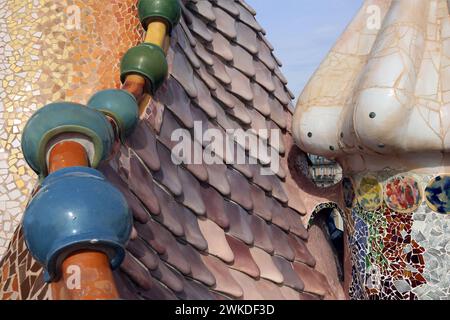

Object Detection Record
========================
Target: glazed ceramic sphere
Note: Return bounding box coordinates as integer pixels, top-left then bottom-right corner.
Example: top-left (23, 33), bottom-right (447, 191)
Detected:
top-left (293, 0), bottom-right (450, 167)
top-left (0, 0), bottom-right (142, 254)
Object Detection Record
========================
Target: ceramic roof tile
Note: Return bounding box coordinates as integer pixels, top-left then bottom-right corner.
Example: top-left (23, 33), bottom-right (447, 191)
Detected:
top-left (188, 0), bottom-right (216, 22)
top-left (176, 166), bottom-right (206, 216)
top-left (120, 252), bottom-right (153, 290)
top-left (270, 226), bottom-right (295, 261)
top-left (128, 153), bottom-right (161, 215)
top-left (204, 162), bottom-right (231, 196)
top-left (180, 207), bottom-right (208, 251)
top-left (126, 121), bottom-right (160, 172)
top-left (211, 80), bottom-right (235, 108)
top-left (267, 120), bottom-right (286, 154)
top-left (254, 279), bottom-right (286, 300)
top-left (208, 30), bottom-right (233, 62)
top-left (198, 218), bottom-right (234, 264)
top-left (154, 142), bottom-right (183, 197)
top-left (212, 6), bottom-right (237, 39)
top-left (226, 97), bottom-right (251, 125)
top-left (200, 184), bottom-right (230, 229)
top-left (269, 175), bottom-right (289, 204)
top-left (196, 64), bottom-right (218, 90)
top-left (209, 54), bottom-right (232, 85)
top-left (159, 108), bottom-right (183, 149)
top-left (156, 78), bottom-right (194, 129)
top-left (224, 65), bottom-right (253, 102)
top-left (272, 256), bottom-right (304, 292)
top-left (250, 165), bottom-right (273, 193)
top-left (251, 82), bottom-right (271, 117)
top-left (273, 76), bottom-right (292, 106)
top-left (212, 99), bottom-right (233, 129)
top-left (249, 184), bottom-right (272, 221)
top-left (172, 45), bottom-right (198, 98)
top-left (178, 278), bottom-right (216, 300)
top-left (153, 184), bottom-right (185, 237)
top-left (180, 245), bottom-right (216, 287)
top-left (293, 263), bottom-right (331, 298)
top-left (150, 260), bottom-right (184, 293)
top-left (249, 247), bottom-right (284, 284)
top-left (280, 286), bottom-right (301, 300)
top-left (180, 17), bottom-right (197, 46)
top-left (201, 255), bottom-right (244, 299)
top-left (113, 271), bottom-right (144, 300)
top-left (249, 215), bottom-right (274, 254)
top-left (224, 200), bottom-right (254, 245)
top-left (235, 22), bottom-right (258, 55)
top-left (236, 2), bottom-right (262, 32)
top-left (185, 8), bottom-right (213, 42)
top-left (286, 208), bottom-right (309, 240)
top-left (225, 235), bottom-right (260, 278)
top-left (268, 198), bottom-right (290, 232)
top-left (100, 164), bottom-right (151, 224)
top-left (248, 108), bottom-right (268, 139)
top-left (269, 97), bottom-right (287, 129)
top-left (254, 60), bottom-right (276, 93)
top-left (229, 269), bottom-right (265, 300)
top-left (127, 238), bottom-right (159, 271)
top-left (193, 41), bottom-right (214, 67)
top-left (236, 0), bottom-right (257, 15)
top-left (139, 278), bottom-right (180, 300)
top-left (134, 220), bottom-right (166, 255)
top-left (214, 1), bottom-right (239, 17)
top-left (225, 168), bottom-right (253, 211)
top-left (230, 43), bottom-right (256, 77)
top-left (288, 235), bottom-right (316, 267)
top-left (299, 292), bottom-right (321, 300)
top-left (257, 40), bottom-right (276, 71)
top-left (193, 76), bottom-right (218, 119)
top-left (176, 35), bottom-right (201, 70)
top-left (273, 65), bottom-right (288, 85)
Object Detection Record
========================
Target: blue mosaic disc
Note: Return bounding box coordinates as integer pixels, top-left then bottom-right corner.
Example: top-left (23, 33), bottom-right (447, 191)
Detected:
top-left (425, 175), bottom-right (450, 214)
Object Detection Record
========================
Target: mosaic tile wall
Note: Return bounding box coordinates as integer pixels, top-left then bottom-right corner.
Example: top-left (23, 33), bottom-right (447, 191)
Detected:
top-left (0, 0), bottom-right (143, 258)
top-left (346, 173), bottom-right (450, 300)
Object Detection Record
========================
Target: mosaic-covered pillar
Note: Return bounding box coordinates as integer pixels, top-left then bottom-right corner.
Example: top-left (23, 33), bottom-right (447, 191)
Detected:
top-left (0, 0), bottom-right (143, 257)
top-left (293, 0), bottom-right (450, 299)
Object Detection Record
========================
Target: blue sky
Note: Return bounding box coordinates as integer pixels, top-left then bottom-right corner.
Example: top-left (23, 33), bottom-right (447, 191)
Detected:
top-left (248, 0), bottom-right (363, 98)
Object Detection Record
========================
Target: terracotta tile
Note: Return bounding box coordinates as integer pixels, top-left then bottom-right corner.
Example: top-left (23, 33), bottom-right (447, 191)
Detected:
top-left (269, 198), bottom-right (290, 232)
top-left (250, 165), bottom-right (273, 193)
top-left (298, 292), bottom-right (321, 300)
top-left (257, 40), bottom-right (276, 71)
top-left (198, 218), bottom-right (234, 264)
top-left (236, 2), bottom-right (263, 32)
top-left (280, 286), bottom-right (301, 300)
top-left (201, 255), bottom-right (243, 299)
top-left (254, 60), bottom-right (275, 93)
top-left (134, 220), bottom-right (168, 255)
top-left (269, 175), bottom-right (289, 204)
top-left (224, 200), bottom-right (254, 245)
top-left (250, 247), bottom-right (284, 284)
top-left (154, 142), bottom-right (183, 197)
top-left (128, 153), bottom-right (161, 215)
top-left (186, 8), bottom-right (213, 42)
top-left (175, 27), bottom-right (202, 70)
top-left (200, 185), bottom-right (230, 229)
top-left (226, 235), bottom-right (260, 278)
top-left (193, 41), bottom-right (214, 66)
top-left (209, 54), bottom-right (231, 85)
top-left (230, 43), bottom-right (255, 77)
top-left (251, 82), bottom-right (271, 117)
